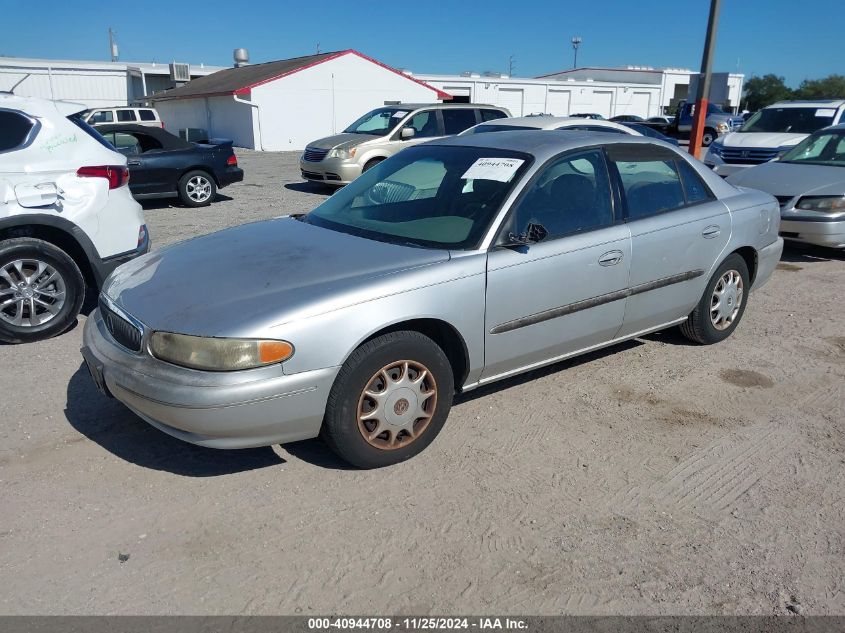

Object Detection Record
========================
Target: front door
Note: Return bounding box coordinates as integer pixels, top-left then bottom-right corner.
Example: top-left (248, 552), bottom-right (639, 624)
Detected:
top-left (482, 148), bottom-right (632, 382)
top-left (606, 144), bottom-right (731, 337)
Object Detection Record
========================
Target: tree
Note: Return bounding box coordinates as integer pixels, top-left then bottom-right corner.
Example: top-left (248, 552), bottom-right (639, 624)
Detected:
top-left (742, 74), bottom-right (793, 111)
top-left (794, 75), bottom-right (845, 100)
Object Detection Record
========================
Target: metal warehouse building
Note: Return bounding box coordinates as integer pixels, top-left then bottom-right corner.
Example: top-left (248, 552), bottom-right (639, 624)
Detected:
top-left (148, 50), bottom-right (449, 151)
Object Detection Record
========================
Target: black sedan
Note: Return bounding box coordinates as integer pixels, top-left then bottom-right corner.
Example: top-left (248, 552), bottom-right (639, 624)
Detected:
top-left (96, 124), bottom-right (244, 207)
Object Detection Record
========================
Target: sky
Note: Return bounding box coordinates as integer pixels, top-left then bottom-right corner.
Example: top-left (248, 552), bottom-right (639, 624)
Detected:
top-left (1, 0), bottom-right (841, 87)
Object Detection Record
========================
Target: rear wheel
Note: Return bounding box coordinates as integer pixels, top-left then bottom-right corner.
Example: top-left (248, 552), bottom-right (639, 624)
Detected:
top-left (0, 238), bottom-right (85, 344)
top-left (178, 170), bottom-right (217, 207)
top-left (321, 331), bottom-right (454, 469)
top-left (680, 253), bottom-right (750, 345)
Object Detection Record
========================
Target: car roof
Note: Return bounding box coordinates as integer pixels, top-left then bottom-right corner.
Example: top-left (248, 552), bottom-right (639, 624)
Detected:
top-left (469, 116), bottom-right (640, 135)
top-left (767, 99), bottom-right (845, 109)
top-left (0, 93), bottom-right (86, 118)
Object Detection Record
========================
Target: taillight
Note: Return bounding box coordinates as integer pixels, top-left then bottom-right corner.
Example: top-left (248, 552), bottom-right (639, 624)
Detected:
top-left (77, 166), bottom-right (130, 189)
top-left (226, 154), bottom-right (238, 166)
top-left (160, 121), bottom-right (165, 128)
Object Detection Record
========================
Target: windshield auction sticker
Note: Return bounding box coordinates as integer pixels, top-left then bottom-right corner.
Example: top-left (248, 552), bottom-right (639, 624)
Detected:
top-left (461, 158), bottom-right (525, 182)
top-left (815, 108), bottom-right (836, 117)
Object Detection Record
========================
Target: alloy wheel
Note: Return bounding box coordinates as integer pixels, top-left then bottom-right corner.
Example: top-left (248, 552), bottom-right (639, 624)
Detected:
top-left (186, 176), bottom-right (212, 203)
top-left (0, 259), bottom-right (66, 327)
top-left (357, 360), bottom-right (438, 450)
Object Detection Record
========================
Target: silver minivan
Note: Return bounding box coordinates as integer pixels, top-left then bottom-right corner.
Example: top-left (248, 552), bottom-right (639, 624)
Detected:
top-left (300, 103), bottom-right (510, 185)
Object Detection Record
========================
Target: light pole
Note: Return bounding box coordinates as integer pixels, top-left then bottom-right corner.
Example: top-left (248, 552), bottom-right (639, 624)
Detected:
top-left (571, 36), bottom-right (582, 69)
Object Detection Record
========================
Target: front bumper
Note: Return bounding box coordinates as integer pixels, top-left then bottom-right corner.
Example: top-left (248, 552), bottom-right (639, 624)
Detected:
top-left (780, 218), bottom-right (845, 249)
top-left (82, 308), bottom-right (339, 449)
top-left (751, 237), bottom-right (784, 291)
top-left (299, 156), bottom-right (363, 185)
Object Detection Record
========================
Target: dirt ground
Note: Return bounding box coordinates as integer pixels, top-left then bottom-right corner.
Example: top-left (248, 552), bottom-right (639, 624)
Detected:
top-left (1, 150), bottom-right (843, 615)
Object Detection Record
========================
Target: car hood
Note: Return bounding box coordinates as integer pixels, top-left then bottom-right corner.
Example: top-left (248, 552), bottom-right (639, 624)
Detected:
top-left (306, 133), bottom-right (384, 150)
top-left (720, 132), bottom-right (807, 149)
top-left (726, 162), bottom-right (845, 196)
top-left (104, 218), bottom-right (450, 337)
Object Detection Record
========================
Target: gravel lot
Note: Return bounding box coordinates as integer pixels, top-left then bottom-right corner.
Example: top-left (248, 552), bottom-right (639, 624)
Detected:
top-left (1, 150), bottom-right (843, 615)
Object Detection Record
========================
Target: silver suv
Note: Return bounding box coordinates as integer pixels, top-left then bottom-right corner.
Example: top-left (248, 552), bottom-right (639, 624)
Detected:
top-left (300, 103), bottom-right (510, 185)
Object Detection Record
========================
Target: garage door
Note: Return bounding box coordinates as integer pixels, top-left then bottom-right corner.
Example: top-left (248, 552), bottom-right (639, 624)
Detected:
top-left (498, 88), bottom-right (524, 117)
top-left (629, 92), bottom-right (651, 118)
top-left (547, 90), bottom-right (571, 116)
top-left (592, 91), bottom-right (613, 119)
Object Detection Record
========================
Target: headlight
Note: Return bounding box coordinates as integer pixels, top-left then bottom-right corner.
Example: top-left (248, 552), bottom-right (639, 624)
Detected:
top-left (149, 332), bottom-right (294, 371)
top-left (716, 122), bottom-right (729, 133)
top-left (795, 196), bottom-right (845, 213)
top-left (327, 147), bottom-right (356, 160)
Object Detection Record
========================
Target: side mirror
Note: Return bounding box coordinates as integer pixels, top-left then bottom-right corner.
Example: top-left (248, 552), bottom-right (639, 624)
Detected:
top-left (400, 127), bottom-right (415, 140)
top-left (501, 222), bottom-right (549, 248)
top-left (15, 183), bottom-right (59, 208)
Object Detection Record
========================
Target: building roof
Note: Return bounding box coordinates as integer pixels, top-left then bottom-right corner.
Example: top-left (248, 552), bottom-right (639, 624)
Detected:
top-left (149, 50), bottom-right (451, 101)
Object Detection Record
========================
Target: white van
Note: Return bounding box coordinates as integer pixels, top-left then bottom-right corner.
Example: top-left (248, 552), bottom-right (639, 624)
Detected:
top-left (705, 100), bottom-right (845, 177)
top-left (82, 106), bottom-right (163, 128)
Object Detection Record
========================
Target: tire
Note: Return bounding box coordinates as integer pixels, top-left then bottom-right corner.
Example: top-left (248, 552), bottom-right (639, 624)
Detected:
top-left (0, 238), bottom-right (85, 344)
top-left (680, 253), bottom-right (750, 345)
top-left (362, 158), bottom-right (384, 173)
top-left (321, 331), bottom-right (455, 469)
top-left (178, 170), bottom-right (217, 207)
top-left (701, 128), bottom-right (717, 147)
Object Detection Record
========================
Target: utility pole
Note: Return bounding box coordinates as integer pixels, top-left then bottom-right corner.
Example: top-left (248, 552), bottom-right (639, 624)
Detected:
top-left (688, 0), bottom-right (721, 159)
top-left (508, 55), bottom-right (516, 77)
top-left (571, 36), bottom-right (582, 69)
top-left (316, 42), bottom-right (321, 54)
top-left (108, 27), bottom-right (119, 62)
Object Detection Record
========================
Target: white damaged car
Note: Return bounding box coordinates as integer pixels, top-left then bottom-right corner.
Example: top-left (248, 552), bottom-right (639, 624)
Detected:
top-left (0, 93), bottom-right (149, 343)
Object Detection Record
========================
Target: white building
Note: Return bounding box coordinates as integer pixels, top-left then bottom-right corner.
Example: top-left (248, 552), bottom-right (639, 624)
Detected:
top-left (0, 57), bottom-right (225, 109)
top-left (415, 66), bottom-right (744, 119)
top-left (149, 50), bottom-right (449, 151)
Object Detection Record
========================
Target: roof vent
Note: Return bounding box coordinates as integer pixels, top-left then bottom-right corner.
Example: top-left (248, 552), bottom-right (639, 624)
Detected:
top-left (169, 63), bottom-right (190, 83)
top-left (234, 48), bottom-right (249, 68)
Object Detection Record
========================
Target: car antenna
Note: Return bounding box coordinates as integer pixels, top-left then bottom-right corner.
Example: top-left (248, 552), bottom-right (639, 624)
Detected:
top-left (7, 73), bottom-right (31, 94)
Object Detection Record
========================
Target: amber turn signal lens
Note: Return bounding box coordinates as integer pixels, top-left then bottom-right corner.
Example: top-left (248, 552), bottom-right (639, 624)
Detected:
top-left (259, 340), bottom-right (294, 364)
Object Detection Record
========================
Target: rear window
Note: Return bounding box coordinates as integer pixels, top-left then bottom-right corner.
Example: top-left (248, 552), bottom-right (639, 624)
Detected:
top-left (0, 110), bottom-right (36, 152)
top-left (138, 109), bottom-right (157, 121)
top-left (117, 110), bottom-right (137, 122)
top-left (67, 114), bottom-right (117, 151)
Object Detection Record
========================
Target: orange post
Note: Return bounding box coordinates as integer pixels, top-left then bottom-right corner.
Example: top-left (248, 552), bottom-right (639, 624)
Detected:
top-left (689, 98), bottom-right (709, 160)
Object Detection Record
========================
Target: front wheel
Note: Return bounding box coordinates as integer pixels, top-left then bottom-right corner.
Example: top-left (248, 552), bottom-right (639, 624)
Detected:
top-left (680, 253), bottom-right (750, 345)
top-left (0, 238), bottom-right (85, 344)
top-left (178, 170), bottom-right (217, 207)
top-left (321, 331), bottom-right (454, 468)
top-left (701, 128), bottom-right (717, 147)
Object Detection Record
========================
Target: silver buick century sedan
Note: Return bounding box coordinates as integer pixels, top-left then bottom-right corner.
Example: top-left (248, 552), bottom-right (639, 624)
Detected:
top-left (82, 132), bottom-right (783, 468)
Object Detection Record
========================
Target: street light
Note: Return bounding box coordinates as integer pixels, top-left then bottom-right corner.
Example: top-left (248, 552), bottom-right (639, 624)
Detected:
top-left (571, 36), bottom-right (582, 69)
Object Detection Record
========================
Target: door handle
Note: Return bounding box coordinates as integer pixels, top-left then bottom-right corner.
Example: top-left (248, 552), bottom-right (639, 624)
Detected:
top-left (127, 160), bottom-right (141, 166)
top-left (598, 250), bottom-right (624, 266)
top-left (702, 225), bottom-right (721, 239)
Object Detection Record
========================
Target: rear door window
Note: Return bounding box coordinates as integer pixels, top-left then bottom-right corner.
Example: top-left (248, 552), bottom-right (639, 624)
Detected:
top-left (89, 110), bottom-right (114, 123)
top-left (0, 110), bottom-right (36, 152)
top-left (442, 109), bottom-right (479, 135)
top-left (117, 110), bottom-right (137, 122)
top-left (481, 109), bottom-right (507, 122)
top-left (677, 160), bottom-right (715, 204)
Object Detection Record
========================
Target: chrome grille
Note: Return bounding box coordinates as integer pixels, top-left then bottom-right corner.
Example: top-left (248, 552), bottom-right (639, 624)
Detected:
top-left (302, 147), bottom-right (329, 162)
top-left (99, 299), bottom-right (142, 352)
top-left (720, 146), bottom-right (780, 165)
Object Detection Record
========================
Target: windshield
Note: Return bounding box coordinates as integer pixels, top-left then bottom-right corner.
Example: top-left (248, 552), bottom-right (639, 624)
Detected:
top-left (781, 129), bottom-right (845, 167)
top-left (304, 145), bottom-right (532, 249)
top-left (740, 107), bottom-right (836, 134)
top-left (462, 124), bottom-right (541, 135)
top-left (343, 107), bottom-right (408, 135)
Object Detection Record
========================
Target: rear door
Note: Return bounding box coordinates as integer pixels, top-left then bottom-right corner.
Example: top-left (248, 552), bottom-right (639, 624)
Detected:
top-left (607, 143), bottom-right (730, 337)
top-left (483, 148), bottom-right (631, 381)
